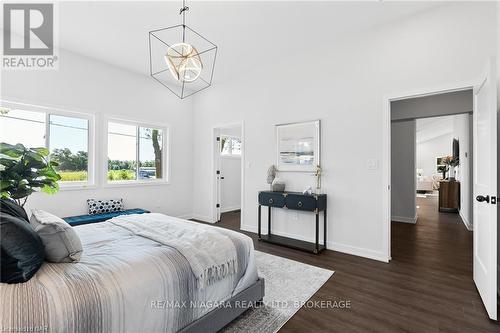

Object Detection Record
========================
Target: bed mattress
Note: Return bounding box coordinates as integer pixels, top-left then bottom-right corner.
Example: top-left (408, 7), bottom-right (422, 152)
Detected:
top-left (0, 214), bottom-right (258, 333)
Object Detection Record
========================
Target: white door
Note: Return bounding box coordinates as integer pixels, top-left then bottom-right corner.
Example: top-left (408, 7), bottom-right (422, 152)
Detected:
top-left (473, 59), bottom-right (497, 320)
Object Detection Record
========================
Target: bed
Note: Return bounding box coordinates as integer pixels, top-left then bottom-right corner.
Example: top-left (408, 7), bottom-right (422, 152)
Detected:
top-left (417, 176), bottom-right (434, 192)
top-left (0, 213), bottom-right (264, 333)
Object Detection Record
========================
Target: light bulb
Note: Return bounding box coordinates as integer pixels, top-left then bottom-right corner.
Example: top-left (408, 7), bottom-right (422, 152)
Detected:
top-left (165, 42), bottom-right (203, 83)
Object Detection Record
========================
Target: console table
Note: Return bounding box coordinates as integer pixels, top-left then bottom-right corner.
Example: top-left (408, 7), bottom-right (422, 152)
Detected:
top-left (439, 181), bottom-right (460, 213)
top-left (258, 191), bottom-right (327, 254)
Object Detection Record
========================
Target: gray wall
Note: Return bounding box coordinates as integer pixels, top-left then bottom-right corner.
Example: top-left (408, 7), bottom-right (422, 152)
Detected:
top-left (391, 120), bottom-right (417, 222)
top-left (391, 90), bottom-right (473, 121)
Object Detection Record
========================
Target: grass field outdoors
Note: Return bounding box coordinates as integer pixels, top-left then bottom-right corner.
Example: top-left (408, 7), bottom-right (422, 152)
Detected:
top-left (59, 171), bottom-right (87, 181)
top-left (59, 170), bottom-right (136, 182)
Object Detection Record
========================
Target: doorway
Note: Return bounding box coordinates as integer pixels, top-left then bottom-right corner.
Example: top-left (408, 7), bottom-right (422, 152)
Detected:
top-left (391, 111), bottom-right (474, 273)
top-left (390, 90), bottom-right (474, 228)
top-left (213, 124), bottom-right (243, 229)
top-left (383, 61), bottom-right (498, 320)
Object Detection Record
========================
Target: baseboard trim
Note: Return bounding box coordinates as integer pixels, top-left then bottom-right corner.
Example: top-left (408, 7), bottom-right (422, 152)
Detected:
top-left (191, 214), bottom-right (216, 223)
top-left (329, 241), bottom-right (390, 263)
top-left (240, 223), bottom-right (389, 263)
top-left (221, 206), bottom-right (241, 213)
top-left (459, 210), bottom-right (472, 231)
top-left (176, 214), bottom-right (193, 220)
top-left (392, 215), bottom-right (418, 224)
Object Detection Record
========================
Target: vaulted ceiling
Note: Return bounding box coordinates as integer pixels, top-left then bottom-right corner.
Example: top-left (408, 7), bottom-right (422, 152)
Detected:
top-left (43, 1), bottom-right (445, 82)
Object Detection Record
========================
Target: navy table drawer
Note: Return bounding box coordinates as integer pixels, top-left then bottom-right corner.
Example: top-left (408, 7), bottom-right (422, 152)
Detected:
top-left (257, 190), bottom-right (327, 254)
top-left (259, 192), bottom-right (285, 207)
top-left (285, 194), bottom-right (317, 211)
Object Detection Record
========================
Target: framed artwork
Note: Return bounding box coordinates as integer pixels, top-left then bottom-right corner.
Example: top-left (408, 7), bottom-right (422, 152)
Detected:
top-left (276, 120), bottom-right (321, 172)
top-left (436, 156), bottom-right (446, 173)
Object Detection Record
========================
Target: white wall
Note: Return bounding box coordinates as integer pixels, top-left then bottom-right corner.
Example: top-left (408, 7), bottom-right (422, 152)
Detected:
top-left (191, 2), bottom-right (496, 261)
top-left (1, 49), bottom-right (194, 218)
top-left (391, 120), bottom-right (416, 223)
top-left (220, 127), bottom-right (241, 212)
top-left (452, 113), bottom-right (472, 229)
top-left (417, 133), bottom-right (452, 178)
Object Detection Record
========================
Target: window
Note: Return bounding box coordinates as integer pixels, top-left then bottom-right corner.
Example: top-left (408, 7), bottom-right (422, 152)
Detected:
top-left (0, 105), bottom-right (92, 186)
top-left (107, 120), bottom-right (166, 183)
top-left (220, 136), bottom-right (241, 157)
top-left (49, 115), bottom-right (89, 182)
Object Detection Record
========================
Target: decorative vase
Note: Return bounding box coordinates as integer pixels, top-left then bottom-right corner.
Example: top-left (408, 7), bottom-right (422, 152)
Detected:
top-left (271, 178), bottom-right (285, 192)
top-left (449, 166), bottom-right (456, 181)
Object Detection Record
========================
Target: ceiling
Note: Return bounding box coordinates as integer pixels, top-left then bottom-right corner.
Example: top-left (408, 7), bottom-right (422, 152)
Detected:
top-left (416, 115), bottom-right (455, 143)
top-left (57, 1), bottom-right (446, 80)
top-left (4, 1), bottom-right (446, 82)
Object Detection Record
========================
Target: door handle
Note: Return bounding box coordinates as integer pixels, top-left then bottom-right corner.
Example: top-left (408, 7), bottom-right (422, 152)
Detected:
top-left (220, 177), bottom-right (225, 179)
top-left (476, 195), bottom-right (490, 203)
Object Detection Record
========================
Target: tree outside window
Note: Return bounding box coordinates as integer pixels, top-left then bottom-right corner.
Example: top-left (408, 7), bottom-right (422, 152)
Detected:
top-left (107, 121), bottom-right (165, 182)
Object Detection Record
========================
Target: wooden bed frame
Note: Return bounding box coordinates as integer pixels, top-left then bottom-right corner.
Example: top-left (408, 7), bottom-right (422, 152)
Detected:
top-left (179, 278), bottom-right (265, 333)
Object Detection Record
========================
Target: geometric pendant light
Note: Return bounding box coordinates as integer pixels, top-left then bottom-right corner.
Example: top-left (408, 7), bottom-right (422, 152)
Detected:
top-left (148, 0), bottom-right (217, 99)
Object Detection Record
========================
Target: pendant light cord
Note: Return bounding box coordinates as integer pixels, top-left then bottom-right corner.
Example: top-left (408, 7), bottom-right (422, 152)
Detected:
top-left (180, 0), bottom-right (189, 42)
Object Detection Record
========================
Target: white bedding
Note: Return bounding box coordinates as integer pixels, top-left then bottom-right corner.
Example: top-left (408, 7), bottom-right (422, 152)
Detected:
top-left (0, 214), bottom-right (258, 333)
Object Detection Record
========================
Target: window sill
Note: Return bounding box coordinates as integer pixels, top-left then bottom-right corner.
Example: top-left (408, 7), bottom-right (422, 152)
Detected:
top-left (103, 180), bottom-right (170, 188)
top-left (59, 184), bottom-right (97, 191)
top-left (220, 155), bottom-right (242, 160)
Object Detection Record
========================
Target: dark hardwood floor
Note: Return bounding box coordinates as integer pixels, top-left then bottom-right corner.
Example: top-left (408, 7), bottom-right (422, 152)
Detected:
top-left (206, 198), bottom-right (500, 332)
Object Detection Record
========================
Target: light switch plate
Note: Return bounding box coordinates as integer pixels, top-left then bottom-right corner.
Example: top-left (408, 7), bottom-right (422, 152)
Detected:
top-left (367, 159), bottom-right (379, 170)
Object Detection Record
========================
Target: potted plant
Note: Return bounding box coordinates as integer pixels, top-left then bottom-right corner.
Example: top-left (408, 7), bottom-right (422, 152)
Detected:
top-left (442, 155), bottom-right (459, 181)
top-left (0, 143), bottom-right (61, 206)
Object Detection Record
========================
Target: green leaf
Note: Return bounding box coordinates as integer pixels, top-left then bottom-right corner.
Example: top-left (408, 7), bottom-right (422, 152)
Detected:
top-left (10, 187), bottom-right (34, 199)
top-left (0, 180), bottom-right (13, 191)
top-left (25, 151), bottom-right (44, 162)
top-left (0, 142), bottom-right (61, 201)
top-left (0, 143), bottom-right (24, 158)
top-left (41, 182), bottom-right (59, 194)
top-left (31, 147), bottom-right (49, 156)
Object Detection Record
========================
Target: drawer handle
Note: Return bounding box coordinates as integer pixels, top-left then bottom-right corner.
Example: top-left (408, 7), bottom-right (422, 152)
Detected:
top-left (298, 201), bottom-right (303, 207)
top-left (269, 199), bottom-right (274, 204)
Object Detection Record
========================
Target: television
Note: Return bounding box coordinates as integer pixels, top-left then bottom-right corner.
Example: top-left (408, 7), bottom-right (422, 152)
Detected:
top-left (452, 138), bottom-right (459, 161)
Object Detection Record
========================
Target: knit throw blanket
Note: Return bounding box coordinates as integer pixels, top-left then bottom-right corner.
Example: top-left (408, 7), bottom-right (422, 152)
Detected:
top-left (109, 213), bottom-right (237, 289)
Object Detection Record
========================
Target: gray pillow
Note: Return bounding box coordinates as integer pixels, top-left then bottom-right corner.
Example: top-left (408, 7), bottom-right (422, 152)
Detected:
top-left (30, 209), bottom-right (83, 263)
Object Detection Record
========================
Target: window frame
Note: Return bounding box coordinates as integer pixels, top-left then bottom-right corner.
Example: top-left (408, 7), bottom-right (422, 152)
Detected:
top-left (0, 100), bottom-right (96, 190)
top-left (220, 135), bottom-right (242, 159)
top-left (103, 116), bottom-right (170, 187)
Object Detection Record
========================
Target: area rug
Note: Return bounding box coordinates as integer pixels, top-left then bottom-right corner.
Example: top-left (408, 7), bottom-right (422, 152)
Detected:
top-left (222, 251), bottom-right (334, 333)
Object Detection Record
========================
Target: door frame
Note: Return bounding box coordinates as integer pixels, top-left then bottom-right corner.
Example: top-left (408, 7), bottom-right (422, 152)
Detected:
top-left (382, 80), bottom-right (476, 261)
top-left (211, 121), bottom-right (245, 224)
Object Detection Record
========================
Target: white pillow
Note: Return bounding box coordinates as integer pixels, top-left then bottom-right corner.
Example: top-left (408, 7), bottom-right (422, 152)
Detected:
top-left (30, 209), bottom-right (83, 263)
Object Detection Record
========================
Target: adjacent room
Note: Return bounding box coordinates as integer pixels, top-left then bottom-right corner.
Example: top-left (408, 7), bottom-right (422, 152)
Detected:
top-left (416, 114), bottom-right (472, 224)
top-left (214, 124), bottom-right (242, 227)
top-left (1, 1), bottom-right (499, 332)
